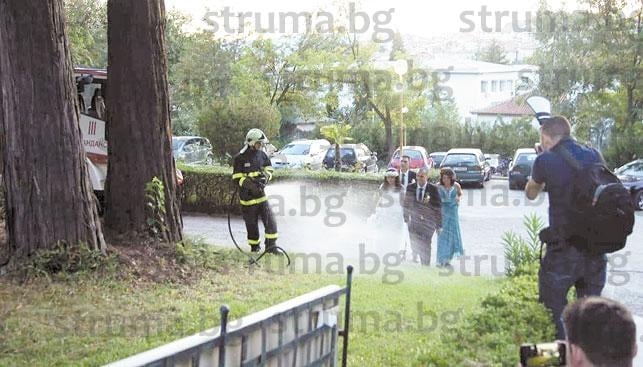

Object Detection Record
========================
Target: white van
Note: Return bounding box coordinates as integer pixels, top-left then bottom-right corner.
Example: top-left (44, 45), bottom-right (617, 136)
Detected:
top-left (271, 139), bottom-right (331, 170)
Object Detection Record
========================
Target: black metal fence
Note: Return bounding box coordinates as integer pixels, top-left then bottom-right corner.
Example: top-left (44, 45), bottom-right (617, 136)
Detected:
top-left (105, 266), bottom-right (354, 367)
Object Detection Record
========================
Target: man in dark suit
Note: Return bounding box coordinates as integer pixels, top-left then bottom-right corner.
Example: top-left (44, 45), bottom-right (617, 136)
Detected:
top-left (403, 167), bottom-right (442, 266)
top-left (399, 155), bottom-right (416, 189)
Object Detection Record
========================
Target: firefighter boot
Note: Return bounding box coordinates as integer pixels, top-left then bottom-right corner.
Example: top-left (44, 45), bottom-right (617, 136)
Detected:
top-left (264, 239), bottom-right (281, 255)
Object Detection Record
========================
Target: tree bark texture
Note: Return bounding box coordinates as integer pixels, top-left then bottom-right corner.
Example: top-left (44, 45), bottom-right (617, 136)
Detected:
top-left (105, 0), bottom-right (182, 242)
top-left (0, 0), bottom-right (106, 269)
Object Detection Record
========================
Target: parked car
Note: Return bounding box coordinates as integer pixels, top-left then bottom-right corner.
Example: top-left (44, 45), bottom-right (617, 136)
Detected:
top-left (270, 139), bottom-right (331, 170)
top-left (323, 143), bottom-right (379, 173)
top-left (508, 148), bottom-right (538, 190)
top-left (429, 151), bottom-right (448, 168)
top-left (440, 148), bottom-right (491, 188)
top-left (172, 136), bottom-right (214, 165)
top-left (388, 146), bottom-right (434, 171)
top-left (615, 159), bottom-right (643, 210)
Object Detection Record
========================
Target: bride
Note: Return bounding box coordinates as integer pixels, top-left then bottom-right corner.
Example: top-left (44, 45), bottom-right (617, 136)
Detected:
top-left (368, 169), bottom-right (408, 257)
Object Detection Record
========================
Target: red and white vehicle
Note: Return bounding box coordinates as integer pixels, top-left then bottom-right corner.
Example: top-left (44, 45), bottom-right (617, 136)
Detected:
top-left (75, 67), bottom-right (108, 197)
top-left (74, 67), bottom-right (183, 205)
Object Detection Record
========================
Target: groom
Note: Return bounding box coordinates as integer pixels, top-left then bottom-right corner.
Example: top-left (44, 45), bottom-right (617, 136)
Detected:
top-left (403, 167), bottom-right (442, 266)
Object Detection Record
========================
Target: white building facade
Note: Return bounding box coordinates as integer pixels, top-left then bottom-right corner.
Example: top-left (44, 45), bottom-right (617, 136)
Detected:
top-left (415, 58), bottom-right (538, 122)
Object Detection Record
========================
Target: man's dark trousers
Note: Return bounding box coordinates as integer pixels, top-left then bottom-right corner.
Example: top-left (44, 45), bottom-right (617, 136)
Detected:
top-left (408, 221), bottom-right (435, 266)
top-left (539, 242), bottom-right (607, 339)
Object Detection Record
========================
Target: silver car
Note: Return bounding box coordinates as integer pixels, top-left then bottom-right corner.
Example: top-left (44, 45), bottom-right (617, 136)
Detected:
top-left (172, 136), bottom-right (214, 165)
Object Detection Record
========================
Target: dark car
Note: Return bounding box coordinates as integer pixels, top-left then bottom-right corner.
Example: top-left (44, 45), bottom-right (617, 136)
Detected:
top-left (172, 136), bottom-right (214, 165)
top-left (430, 151), bottom-right (447, 168)
top-left (440, 148), bottom-right (491, 188)
top-left (388, 146), bottom-right (434, 171)
top-left (508, 148), bottom-right (537, 190)
top-left (323, 143), bottom-right (379, 173)
top-left (616, 159), bottom-right (643, 211)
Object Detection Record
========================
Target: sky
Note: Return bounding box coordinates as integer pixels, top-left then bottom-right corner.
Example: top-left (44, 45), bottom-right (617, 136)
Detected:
top-left (164, 0), bottom-right (595, 37)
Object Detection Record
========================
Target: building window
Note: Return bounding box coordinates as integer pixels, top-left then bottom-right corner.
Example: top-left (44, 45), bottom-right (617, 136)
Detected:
top-left (507, 80), bottom-right (513, 91)
top-left (491, 80), bottom-right (498, 92)
top-left (481, 81), bottom-right (488, 93)
top-left (499, 81), bottom-right (506, 92)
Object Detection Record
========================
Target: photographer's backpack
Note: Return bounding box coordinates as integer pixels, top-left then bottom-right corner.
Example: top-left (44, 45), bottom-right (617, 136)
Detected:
top-left (554, 144), bottom-right (635, 254)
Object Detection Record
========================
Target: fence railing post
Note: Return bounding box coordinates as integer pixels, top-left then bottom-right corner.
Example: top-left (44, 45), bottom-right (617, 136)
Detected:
top-left (219, 305), bottom-right (229, 367)
top-left (341, 265), bottom-right (353, 367)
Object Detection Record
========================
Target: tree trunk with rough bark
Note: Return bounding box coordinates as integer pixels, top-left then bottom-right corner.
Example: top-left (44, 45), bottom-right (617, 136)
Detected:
top-left (0, 0), bottom-right (106, 270)
top-left (105, 0), bottom-right (182, 242)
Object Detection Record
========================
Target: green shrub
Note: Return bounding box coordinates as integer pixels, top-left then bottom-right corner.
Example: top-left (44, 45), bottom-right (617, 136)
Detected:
top-left (416, 273), bottom-right (555, 366)
top-left (415, 214), bottom-right (555, 367)
top-left (27, 242), bottom-right (111, 279)
top-left (145, 177), bottom-right (168, 240)
top-left (503, 214), bottom-right (544, 277)
top-left (177, 164), bottom-right (439, 214)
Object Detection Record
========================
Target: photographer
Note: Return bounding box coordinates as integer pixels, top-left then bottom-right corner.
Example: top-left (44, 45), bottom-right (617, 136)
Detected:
top-left (562, 296), bottom-right (637, 367)
top-left (525, 116), bottom-right (607, 339)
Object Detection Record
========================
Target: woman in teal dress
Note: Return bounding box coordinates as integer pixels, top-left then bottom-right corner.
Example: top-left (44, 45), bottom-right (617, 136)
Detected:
top-left (437, 168), bottom-right (464, 267)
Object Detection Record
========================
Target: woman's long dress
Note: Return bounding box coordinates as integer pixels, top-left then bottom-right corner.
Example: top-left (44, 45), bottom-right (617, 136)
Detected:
top-left (437, 185), bottom-right (464, 265)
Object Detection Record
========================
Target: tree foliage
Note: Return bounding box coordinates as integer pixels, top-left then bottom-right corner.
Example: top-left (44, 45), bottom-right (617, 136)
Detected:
top-left (196, 55), bottom-right (280, 161)
top-left (475, 39), bottom-right (510, 64)
top-left (64, 0), bottom-right (108, 67)
top-left (320, 123), bottom-right (353, 171)
top-left (530, 0), bottom-right (642, 165)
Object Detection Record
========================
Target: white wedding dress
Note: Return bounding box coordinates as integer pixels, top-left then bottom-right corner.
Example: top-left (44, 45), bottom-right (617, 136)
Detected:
top-left (367, 189), bottom-right (409, 257)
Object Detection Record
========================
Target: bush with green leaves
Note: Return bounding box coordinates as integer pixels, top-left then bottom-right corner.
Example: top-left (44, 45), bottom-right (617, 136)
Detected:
top-left (415, 214), bottom-right (555, 366)
top-left (145, 177), bottom-right (168, 240)
top-left (178, 164), bottom-right (439, 215)
top-left (415, 273), bottom-right (555, 366)
top-left (28, 241), bottom-right (111, 279)
top-left (502, 214), bottom-right (545, 277)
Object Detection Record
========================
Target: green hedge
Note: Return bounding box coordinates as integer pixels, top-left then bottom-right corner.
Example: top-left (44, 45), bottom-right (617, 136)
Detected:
top-left (415, 270), bottom-right (555, 366)
top-left (178, 165), bottom-right (439, 215)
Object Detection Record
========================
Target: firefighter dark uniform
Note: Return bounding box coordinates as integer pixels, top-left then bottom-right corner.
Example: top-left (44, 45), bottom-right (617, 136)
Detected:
top-left (232, 143), bottom-right (278, 252)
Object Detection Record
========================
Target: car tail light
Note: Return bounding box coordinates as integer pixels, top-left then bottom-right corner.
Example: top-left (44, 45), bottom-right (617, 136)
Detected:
top-left (471, 165), bottom-right (482, 171)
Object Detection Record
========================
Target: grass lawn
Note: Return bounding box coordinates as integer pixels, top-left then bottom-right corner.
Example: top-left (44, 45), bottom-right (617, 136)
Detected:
top-left (0, 243), bottom-right (499, 366)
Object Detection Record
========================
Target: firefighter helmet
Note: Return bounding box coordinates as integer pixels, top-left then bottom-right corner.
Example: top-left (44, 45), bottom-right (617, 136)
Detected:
top-left (245, 128), bottom-right (269, 146)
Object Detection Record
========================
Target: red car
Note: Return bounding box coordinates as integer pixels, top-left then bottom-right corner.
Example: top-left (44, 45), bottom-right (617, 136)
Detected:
top-left (388, 146), bottom-right (434, 171)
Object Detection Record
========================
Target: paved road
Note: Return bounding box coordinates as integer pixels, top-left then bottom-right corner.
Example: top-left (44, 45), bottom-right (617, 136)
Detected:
top-left (183, 179), bottom-right (643, 317)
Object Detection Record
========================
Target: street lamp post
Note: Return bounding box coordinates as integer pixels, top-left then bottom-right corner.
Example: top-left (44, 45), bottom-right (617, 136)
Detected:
top-left (394, 60), bottom-right (408, 164)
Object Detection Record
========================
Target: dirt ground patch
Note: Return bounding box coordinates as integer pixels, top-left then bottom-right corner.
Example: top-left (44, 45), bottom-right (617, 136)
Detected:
top-left (107, 239), bottom-right (197, 284)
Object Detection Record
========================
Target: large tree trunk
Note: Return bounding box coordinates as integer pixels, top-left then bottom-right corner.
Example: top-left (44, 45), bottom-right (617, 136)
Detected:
top-left (105, 0), bottom-right (182, 242)
top-left (0, 0), bottom-right (106, 270)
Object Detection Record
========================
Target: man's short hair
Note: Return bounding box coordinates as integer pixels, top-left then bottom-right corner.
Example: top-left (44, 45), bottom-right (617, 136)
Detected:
top-left (417, 167), bottom-right (430, 176)
top-left (563, 297), bottom-right (637, 367)
top-left (401, 155), bottom-right (411, 162)
top-left (540, 116), bottom-right (571, 139)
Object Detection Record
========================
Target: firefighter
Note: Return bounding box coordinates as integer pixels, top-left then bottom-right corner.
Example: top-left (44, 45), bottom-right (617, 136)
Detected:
top-left (232, 128), bottom-right (279, 253)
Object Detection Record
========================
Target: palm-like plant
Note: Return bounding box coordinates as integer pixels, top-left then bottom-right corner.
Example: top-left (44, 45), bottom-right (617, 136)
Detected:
top-left (320, 123), bottom-right (353, 171)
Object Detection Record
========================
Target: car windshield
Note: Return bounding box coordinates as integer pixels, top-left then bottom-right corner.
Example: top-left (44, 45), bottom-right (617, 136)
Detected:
top-left (616, 161), bottom-right (643, 178)
top-left (442, 153), bottom-right (477, 167)
top-left (515, 153), bottom-right (537, 165)
top-left (431, 154), bottom-right (445, 165)
top-left (326, 148), bottom-right (355, 159)
top-left (394, 149), bottom-right (422, 160)
top-left (281, 143), bottom-right (310, 155)
top-left (172, 138), bottom-right (186, 151)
